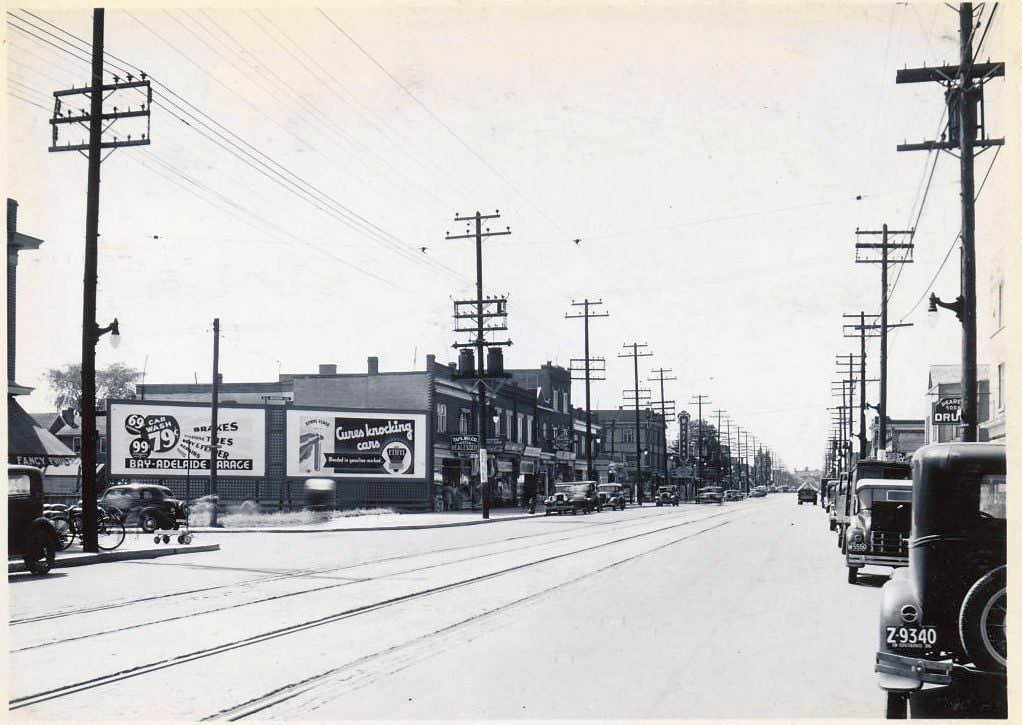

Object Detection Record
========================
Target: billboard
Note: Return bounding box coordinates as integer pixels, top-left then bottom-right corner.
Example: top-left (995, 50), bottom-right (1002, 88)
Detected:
top-left (286, 408), bottom-right (427, 479)
top-left (108, 401), bottom-right (266, 477)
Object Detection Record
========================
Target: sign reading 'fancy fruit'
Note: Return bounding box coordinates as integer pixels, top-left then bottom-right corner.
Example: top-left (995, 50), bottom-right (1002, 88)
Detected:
top-left (286, 408), bottom-right (427, 479)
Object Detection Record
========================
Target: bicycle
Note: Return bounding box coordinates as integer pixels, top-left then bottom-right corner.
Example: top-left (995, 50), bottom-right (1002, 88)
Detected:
top-left (44, 504), bottom-right (126, 551)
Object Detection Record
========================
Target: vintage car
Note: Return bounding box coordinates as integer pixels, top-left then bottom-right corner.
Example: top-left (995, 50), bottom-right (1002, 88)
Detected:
top-left (695, 486), bottom-right (723, 504)
top-left (875, 443), bottom-right (1006, 718)
top-left (723, 489), bottom-right (743, 502)
top-left (544, 481), bottom-right (596, 515)
top-left (797, 485), bottom-right (818, 505)
top-left (747, 486), bottom-right (767, 498)
top-left (98, 483), bottom-right (188, 532)
top-left (655, 486), bottom-right (679, 506)
top-left (820, 477), bottom-right (836, 511)
top-left (837, 460), bottom-right (911, 552)
top-left (596, 483), bottom-right (627, 511)
top-left (8, 465), bottom-right (60, 575)
top-left (844, 479), bottom-right (912, 583)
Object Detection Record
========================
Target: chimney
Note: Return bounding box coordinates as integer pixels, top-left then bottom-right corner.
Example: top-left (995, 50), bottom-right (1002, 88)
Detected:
top-left (426, 353), bottom-right (436, 371)
top-left (367, 356), bottom-right (379, 375)
top-left (318, 364), bottom-right (337, 375)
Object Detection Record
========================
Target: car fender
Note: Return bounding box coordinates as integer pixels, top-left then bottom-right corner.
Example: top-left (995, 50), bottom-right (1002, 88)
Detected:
top-left (29, 516), bottom-right (59, 545)
top-left (878, 569), bottom-right (920, 648)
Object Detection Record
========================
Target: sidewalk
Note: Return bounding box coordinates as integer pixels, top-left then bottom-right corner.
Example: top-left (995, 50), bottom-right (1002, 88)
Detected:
top-left (191, 508), bottom-right (544, 534)
top-left (8, 535), bottom-right (220, 574)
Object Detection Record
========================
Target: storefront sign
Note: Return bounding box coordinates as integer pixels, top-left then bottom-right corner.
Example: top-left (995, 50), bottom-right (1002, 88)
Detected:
top-left (450, 434), bottom-right (479, 453)
top-left (552, 434), bottom-right (573, 452)
top-left (520, 460), bottom-right (536, 474)
top-left (109, 402), bottom-right (266, 477)
top-left (503, 442), bottom-right (525, 455)
top-left (555, 450), bottom-right (576, 461)
top-left (10, 454), bottom-right (78, 468)
top-left (931, 397), bottom-right (962, 425)
top-left (523, 446), bottom-right (542, 458)
top-left (486, 436), bottom-right (505, 449)
top-left (286, 408), bottom-right (427, 479)
top-left (496, 460), bottom-right (514, 472)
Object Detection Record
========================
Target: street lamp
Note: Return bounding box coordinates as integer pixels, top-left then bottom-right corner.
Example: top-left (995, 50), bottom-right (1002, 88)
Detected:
top-left (97, 317), bottom-right (120, 347)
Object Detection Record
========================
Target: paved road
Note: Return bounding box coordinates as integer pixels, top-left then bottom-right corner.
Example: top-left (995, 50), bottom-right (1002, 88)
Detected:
top-left (8, 497), bottom-right (892, 719)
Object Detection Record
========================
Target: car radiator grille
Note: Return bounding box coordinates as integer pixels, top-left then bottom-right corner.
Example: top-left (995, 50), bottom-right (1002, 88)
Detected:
top-left (870, 529), bottom-right (908, 556)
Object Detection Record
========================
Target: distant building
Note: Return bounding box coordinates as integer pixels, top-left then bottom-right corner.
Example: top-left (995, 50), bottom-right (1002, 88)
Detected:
top-left (869, 418), bottom-right (925, 461)
top-left (591, 407), bottom-right (666, 500)
top-left (923, 364), bottom-right (990, 444)
top-left (980, 243), bottom-right (1007, 442)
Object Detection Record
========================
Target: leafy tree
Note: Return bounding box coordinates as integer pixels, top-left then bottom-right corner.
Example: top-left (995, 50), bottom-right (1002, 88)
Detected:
top-left (44, 362), bottom-right (141, 413)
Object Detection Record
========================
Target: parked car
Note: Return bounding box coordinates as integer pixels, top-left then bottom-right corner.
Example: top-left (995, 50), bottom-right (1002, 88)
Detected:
top-left (875, 443), bottom-right (1006, 718)
top-left (797, 485), bottom-right (818, 506)
top-left (838, 460), bottom-right (911, 552)
top-left (748, 486), bottom-right (767, 498)
top-left (596, 483), bottom-right (628, 511)
top-left (544, 481), bottom-right (595, 515)
top-left (723, 489), bottom-right (743, 502)
top-left (7, 465), bottom-right (60, 575)
top-left (844, 479), bottom-right (912, 583)
top-left (696, 486), bottom-right (723, 504)
top-left (98, 483), bottom-right (187, 532)
top-left (654, 486), bottom-right (679, 506)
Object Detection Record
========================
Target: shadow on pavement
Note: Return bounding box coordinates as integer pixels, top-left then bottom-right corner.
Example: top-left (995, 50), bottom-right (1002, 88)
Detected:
top-left (909, 668), bottom-right (1007, 718)
top-left (8, 572), bottom-right (69, 582)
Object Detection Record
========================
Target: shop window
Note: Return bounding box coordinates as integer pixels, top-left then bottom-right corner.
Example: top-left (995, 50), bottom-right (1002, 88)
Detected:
top-left (506, 411), bottom-right (513, 439)
top-left (459, 409), bottom-right (470, 434)
top-left (99, 437), bottom-right (107, 455)
top-left (72, 436), bottom-right (82, 453)
top-left (436, 404), bottom-right (447, 433)
top-left (997, 363), bottom-right (1005, 411)
top-left (517, 414), bottom-right (523, 443)
top-left (526, 416), bottom-right (533, 445)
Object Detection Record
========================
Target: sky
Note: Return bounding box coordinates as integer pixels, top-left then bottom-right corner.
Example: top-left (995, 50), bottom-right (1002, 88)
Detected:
top-left (5, 1), bottom-right (1018, 469)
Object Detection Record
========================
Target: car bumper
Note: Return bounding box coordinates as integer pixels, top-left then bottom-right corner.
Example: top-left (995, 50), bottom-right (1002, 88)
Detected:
top-left (847, 553), bottom-right (909, 567)
top-left (875, 650), bottom-right (952, 691)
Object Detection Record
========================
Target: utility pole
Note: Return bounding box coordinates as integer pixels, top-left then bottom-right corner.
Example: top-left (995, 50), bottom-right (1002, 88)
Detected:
top-left (724, 418), bottom-right (733, 489)
top-left (619, 343), bottom-right (653, 504)
top-left (209, 318), bottom-right (221, 527)
top-left (712, 409), bottom-right (726, 486)
top-left (842, 313), bottom-right (884, 458)
top-left (855, 224), bottom-right (914, 448)
top-left (648, 368), bottom-right (676, 492)
top-left (689, 395), bottom-right (710, 486)
top-left (48, 8), bottom-right (151, 552)
top-left (447, 211), bottom-right (512, 519)
top-left (896, 2), bottom-right (1005, 442)
top-left (566, 299), bottom-right (609, 482)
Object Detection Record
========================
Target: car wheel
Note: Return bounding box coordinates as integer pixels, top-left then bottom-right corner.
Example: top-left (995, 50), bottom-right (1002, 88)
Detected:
top-left (544, 510), bottom-right (550, 516)
top-left (847, 566), bottom-right (859, 585)
top-left (885, 691), bottom-right (908, 719)
top-left (139, 509), bottom-right (164, 533)
top-left (959, 566), bottom-right (1007, 671)
top-left (798, 501), bottom-right (803, 505)
top-left (24, 528), bottom-right (56, 575)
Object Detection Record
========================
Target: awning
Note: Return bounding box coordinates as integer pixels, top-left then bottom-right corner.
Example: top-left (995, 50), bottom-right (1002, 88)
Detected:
top-left (7, 396), bottom-right (78, 467)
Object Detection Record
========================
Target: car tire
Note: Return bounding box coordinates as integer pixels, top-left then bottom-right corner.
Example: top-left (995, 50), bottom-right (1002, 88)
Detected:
top-left (847, 566), bottom-right (859, 585)
top-left (139, 508), bottom-right (167, 533)
top-left (959, 566), bottom-right (1007, 672)
top-left (24, 528), bottom-right (56, 575)
top-left (885, 691), bottom-right (908, 719)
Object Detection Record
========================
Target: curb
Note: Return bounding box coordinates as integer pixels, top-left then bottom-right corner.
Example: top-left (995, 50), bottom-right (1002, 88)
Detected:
top-left (8, 543), bottom-right (220, 574)
top-left (190, 513), bottom-right (540, 534)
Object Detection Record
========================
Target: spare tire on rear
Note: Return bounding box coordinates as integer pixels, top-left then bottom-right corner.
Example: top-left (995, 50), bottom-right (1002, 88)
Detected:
top-left (959, 566), bottom-right (1007, 671)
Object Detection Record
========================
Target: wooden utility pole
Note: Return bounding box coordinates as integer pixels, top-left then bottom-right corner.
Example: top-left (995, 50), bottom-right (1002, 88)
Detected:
top-left (566, 299), bottom-right (608, 482)
top-left (855, 225), bottom-right (914, 448)
top-left (619, 343), bottom-right (652, 503)
top-left (712, 409), bottom-right (726, 485)
top-left (843, 313), bottom-right (884, 458)
top-left (447, 211), bottom-right (512, 519)
top-left (209, 318), bottom-right (221, 527)
top-left (689, 395), bottom-right (710, 485)
top-left (896, 2), bottom-right (1005, 442)
top-left (648, 368), bottom-right (676, 491)
top-left (48, 8), bottom-right (151, 552)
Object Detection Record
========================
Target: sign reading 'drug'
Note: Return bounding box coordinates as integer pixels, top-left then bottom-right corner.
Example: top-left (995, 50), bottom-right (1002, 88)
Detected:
top-left (108, 402), bottom-right (266, 477)
top-left (286, 408), bottom-right (427, 479)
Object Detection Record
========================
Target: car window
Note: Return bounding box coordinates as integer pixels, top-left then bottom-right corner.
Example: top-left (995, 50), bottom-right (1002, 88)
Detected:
top-left (142, 490), bottom-right (154, 500)
top-left (9, 473), bottom-right (31, 496)
top-left (979, 475), bottom-right (1006, 519)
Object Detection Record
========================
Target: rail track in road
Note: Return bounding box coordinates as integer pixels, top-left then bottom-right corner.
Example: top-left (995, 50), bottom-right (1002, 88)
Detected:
top-left (9, 504), bottom-right (764, 714)
top-left (9, 504), bottom-right (749, 628)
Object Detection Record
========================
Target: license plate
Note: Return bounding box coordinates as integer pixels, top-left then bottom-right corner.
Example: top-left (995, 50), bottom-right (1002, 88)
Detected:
top-left (885, 626), bottom-right (938, 649)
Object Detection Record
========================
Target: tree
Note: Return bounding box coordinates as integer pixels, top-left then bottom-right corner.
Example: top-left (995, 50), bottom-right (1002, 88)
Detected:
top-left (44, 362), bottom-right (141, 413)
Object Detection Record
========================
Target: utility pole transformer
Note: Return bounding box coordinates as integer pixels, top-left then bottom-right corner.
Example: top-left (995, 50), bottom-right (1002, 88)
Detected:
top-left (48, 8), bottom-right (152, 552)
top-left (896, 2), bottom-right (1005, 442)
top-left (447, 211), bottom-right (512, 519)
top-left (566, 299), bottom-right (609, 483)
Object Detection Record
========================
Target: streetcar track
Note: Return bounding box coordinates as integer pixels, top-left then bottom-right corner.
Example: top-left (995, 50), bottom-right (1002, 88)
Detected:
top-left (9, 507), bottom-right (742, 652)
top-left (9, 507), bottom-right (750, 711)
top-left (8, 506), bottom-right (711, 626)
top-left (209, 520), bottom-right (731, 721)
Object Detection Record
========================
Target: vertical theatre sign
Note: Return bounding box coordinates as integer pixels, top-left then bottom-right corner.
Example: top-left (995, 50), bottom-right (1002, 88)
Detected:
top-left (108, 401), bottom-right (266, 476)
top-left (286, 408), bottom-right (427, 479)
